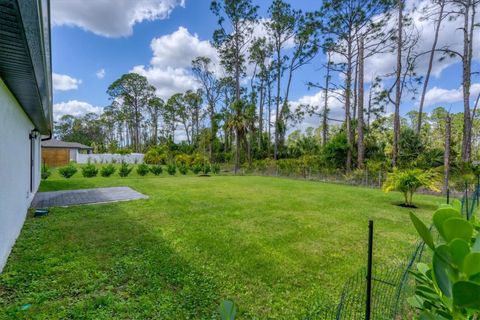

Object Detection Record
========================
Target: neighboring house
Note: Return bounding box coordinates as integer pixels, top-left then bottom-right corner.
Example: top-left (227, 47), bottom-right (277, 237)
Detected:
top-left (0, 0), bottom-right (52, 271)
top-left (42, 139), bottom-right (93, 167)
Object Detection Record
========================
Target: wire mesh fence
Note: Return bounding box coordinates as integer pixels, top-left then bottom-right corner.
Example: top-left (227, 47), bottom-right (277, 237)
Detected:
top-left (306, 241), bottom-right (429, 320)
top-left (307, 179), bottom-right (479, 320)
top-left (461, 179), bottom-right (480, 219)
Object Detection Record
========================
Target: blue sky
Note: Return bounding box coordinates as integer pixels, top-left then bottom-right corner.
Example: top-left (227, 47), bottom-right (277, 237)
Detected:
top-left (51, 0), bottom-right (479, 126)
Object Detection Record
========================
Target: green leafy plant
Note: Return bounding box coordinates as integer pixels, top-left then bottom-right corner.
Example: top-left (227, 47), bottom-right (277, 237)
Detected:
top-left (136, 163), bottom-right (149, 176)
top-left (202, 163), bottom-right (211, 175)
top-left (149, 165), bottom-right (163, 176)
top-left (81, 163), bottom-right (98, 178)
top-left (144, 146), bottom-right (168, 165)
top-left (178, 164), bottom-right (188, 175)
top-left (100, 164), bottom-right (116, 177)
top-left (166, 163), bottom-right (176, 175)
top-left (212, 163), bottom-right (221, 174)
top-left (118, 162), bottom-right (133, 177)
top-left (41, 164), bottom-right (51, 180)
top-left (219, 300), bottom-right (236, 320)
top-left (382, 168), bottom-right (440, 207)
top-left (192, 164), bottom-right (202, 174)
top-left (409, 204), bottom-right (480, 319)
top-left (58, 163), bottom-right (77, 179)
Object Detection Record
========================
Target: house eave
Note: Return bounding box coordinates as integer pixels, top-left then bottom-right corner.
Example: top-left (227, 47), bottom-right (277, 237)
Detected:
top-left (0, 0), bottom-right (53, 134)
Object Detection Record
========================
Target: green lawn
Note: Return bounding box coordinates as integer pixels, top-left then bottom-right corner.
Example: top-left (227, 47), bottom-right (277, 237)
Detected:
top-left (0, 172), bottom-right (442, 319)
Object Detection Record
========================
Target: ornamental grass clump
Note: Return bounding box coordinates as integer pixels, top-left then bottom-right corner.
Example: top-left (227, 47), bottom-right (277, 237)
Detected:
top-left (136, 163), bottom-right (149, 176)
top-left (100, 164), bottom-right (116, 177)
top-left (81, 163), bottom-right (98, 178)
top-left (58, 163), bottom-right (77, 179)
top-left (118, 162), bottom-right (133, 177)
top-left (149, 165), bottom-right (163, 176)
top-left (382, 168), bottom-right (440, 207)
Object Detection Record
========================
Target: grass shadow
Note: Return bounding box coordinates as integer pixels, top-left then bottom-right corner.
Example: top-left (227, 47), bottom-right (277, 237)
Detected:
top-left (0, 203), bottom-right (220, 319)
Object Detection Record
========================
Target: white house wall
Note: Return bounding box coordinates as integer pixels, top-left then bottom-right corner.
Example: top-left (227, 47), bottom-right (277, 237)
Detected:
top-left (0, 78), bottom-right (41, 272)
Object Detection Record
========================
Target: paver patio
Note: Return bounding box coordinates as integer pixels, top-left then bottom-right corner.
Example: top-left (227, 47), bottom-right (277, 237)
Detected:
top-left (30, 186), bottom-right (148, 208)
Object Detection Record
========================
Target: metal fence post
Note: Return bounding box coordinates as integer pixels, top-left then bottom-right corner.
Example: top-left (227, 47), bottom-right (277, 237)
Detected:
top-left (366, 220), bottom-right (373, 320)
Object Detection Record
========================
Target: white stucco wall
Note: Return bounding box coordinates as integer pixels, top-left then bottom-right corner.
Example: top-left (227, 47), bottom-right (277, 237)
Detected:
top-left (0, 78), bottom-right (41, 272)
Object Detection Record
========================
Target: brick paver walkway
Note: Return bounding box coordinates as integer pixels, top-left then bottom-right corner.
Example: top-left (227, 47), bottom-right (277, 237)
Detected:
top-left (31, 187), bottom-right (148, 208)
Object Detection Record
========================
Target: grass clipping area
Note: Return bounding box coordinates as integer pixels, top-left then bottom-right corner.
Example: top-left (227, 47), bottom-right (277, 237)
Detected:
top-left (0, 174), bottom-right (441, 319)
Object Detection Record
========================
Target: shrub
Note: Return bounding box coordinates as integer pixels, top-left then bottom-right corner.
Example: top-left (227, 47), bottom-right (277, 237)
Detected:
top-left (409, 204), bottom-right (480, 318)
top-left (144, 146), bottom-right (168, 165)
top-left (175, 154), bottom-right (192, 167)
top-left (100, 164), bottom-right (116, 177)
top-left (192, 164), bottom-right (202, 174)
top-left (58, 163), bottom-right (77, 179)
top-left (118, 162), bottom-right (133, 177)
top-left (150, 165), bottom-right (163, 176)
top-left (202, 163), bottom-right (211, 175)
top-left (178, 164), bottom-right (188, 175)
top-left (41, 164), bottom-right (51, 180)
top-left (212, 163), bottom-right (220, 174)
top-left (136, 163), bottom-right (149, 176)
top-left (382, 168), bottom-right (440, 207)
top-left (166, 163), bottom-right (176, 175)
top-left (82, 163), bottom-right (98, 178)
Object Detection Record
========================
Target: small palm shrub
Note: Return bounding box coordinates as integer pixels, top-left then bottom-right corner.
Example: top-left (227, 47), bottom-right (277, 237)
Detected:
top-left (58, 163), bottom-right (77, 179)
top-left (118, 162), bottom-right (133, 177)
top-left (136, 163), bottom-right (149, 176)
top-left (150, 165), bottom-right (163, 176)
top-left (382, 168), bottom-right (440, 207)
top-left (409, 203), bottom-right (480, 318)
top-left (178, 164), bottom-right (188, 175)
top-left (166, 163), bottom-right (176, 175)
top-left (41, 164), bottom-right (51, 180)
top-left (100, 164), bottom-right (116, 177)
top-left (212, 163), bottom-right (220, 174)
top-left (82, 163), bottom-right (98, 178)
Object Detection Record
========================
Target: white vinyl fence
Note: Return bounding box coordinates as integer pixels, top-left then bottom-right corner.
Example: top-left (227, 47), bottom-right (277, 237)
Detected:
top-left (77, 153), bottom-right (144, 164)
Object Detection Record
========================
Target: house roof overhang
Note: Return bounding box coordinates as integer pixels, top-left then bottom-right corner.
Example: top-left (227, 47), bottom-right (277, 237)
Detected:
top-left (0, 0), bottom-right (53, 134)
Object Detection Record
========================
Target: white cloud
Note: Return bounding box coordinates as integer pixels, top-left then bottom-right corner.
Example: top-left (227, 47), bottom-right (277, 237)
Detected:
top-left (96, 68), bottom-right (106, 79)
top-left (149, 27), bottom-right (218, 69)
top-left (131, 27), bottom-right (219, 99)
top-left (52, 73), bottom-right (81, 91)
top-left (424, 83), bottom-right (480, 107)
top-left (51, 0), bottom-right (185, 37)
top-left (53, 100), bottom-right (103, 121)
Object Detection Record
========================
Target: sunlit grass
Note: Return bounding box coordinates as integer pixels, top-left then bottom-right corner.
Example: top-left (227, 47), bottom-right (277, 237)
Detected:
top-left (0, 173), bottom-right (442, 319)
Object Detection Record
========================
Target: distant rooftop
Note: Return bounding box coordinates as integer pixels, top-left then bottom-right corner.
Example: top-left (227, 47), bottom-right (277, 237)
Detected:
top-left (41, 139), bottom-right (92, 150)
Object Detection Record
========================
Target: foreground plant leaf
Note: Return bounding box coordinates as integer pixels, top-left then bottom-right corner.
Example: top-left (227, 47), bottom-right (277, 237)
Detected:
top-left (452, 281), bottom-right (480, 308)
top-left (410, 212), bottom-right (435, 250)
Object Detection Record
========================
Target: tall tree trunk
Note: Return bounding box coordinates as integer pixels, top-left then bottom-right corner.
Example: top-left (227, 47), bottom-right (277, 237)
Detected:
top-left (274, 47), bottom-right (281, 160)
top-left (461, 1), bottom-right (474, 162)
top-left (392, 0), bottom-right (403, 167)
top-left (268, 79), bottom-right (272, 157)
top-left (417, 0), bottom-right (444, 135)
top-left (443, 113), bottom-right (451, 195)
top-left (345, 36), bottom-right (353, 172)
top-left (353, 53), bottom-right (358, 122)
top-left (367, 84), bottom-right (372, 129)
top-left (322, 52), bottom-right (332, 145)
top-left (234, 35), bottom-right (241, 174)
top-left (357, 35), bottom-right (365, 169)
top-left (258, 79), bottom-right (264, 150)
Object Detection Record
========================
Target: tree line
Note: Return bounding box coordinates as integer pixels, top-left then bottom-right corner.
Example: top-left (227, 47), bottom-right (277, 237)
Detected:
top-left (55, 0), bottom-right (480, 178)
